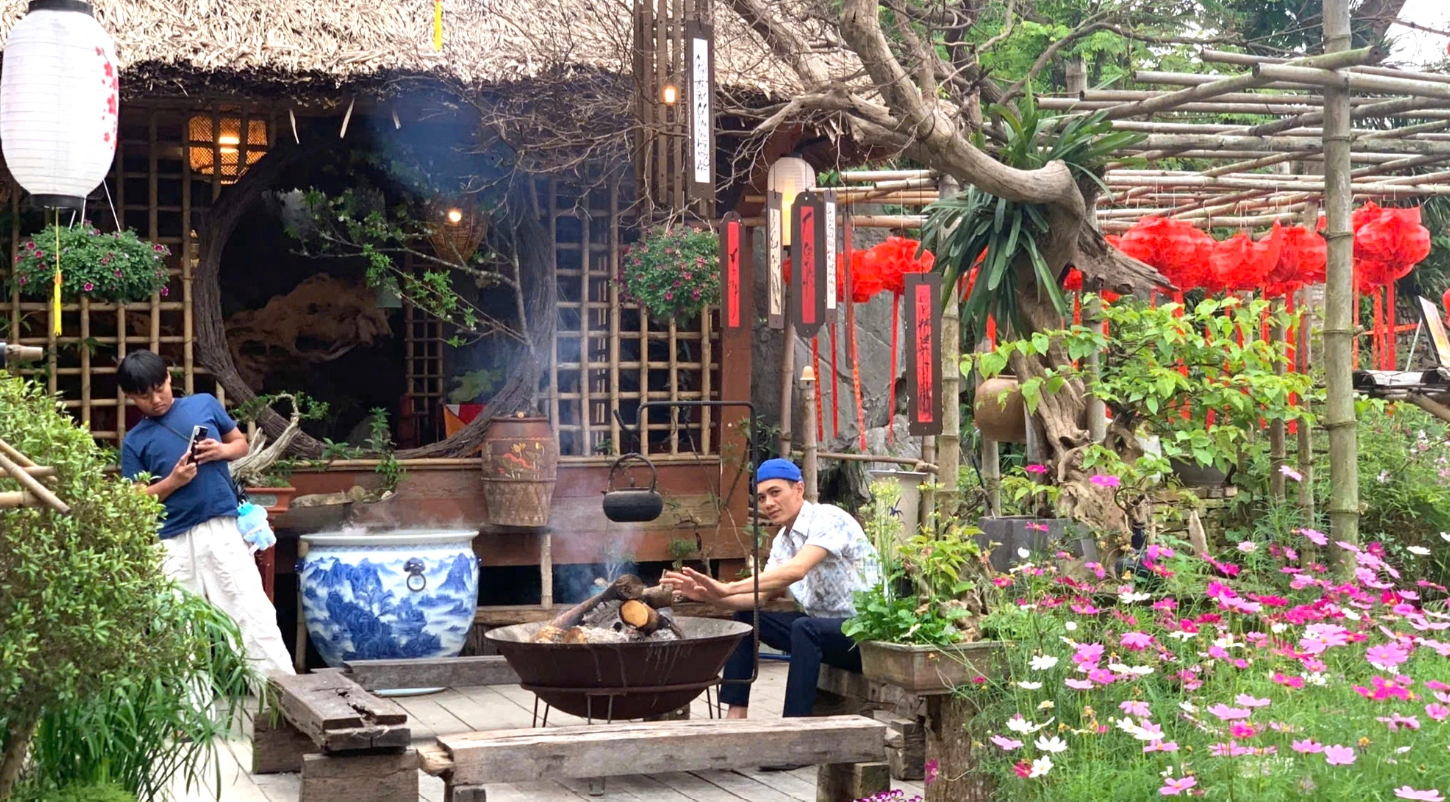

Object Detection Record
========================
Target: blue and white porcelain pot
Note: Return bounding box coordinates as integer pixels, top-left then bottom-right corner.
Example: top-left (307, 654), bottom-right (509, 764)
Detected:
top-left (298, 529), bottom-right (480, 669)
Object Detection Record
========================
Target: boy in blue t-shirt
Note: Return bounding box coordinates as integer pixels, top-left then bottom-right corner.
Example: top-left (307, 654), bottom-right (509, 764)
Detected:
top-left (119, 350), bottom-right (294, 676)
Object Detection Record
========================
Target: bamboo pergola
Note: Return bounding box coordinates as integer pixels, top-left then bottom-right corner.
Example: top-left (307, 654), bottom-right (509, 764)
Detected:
top-left (0, 342), bottom-right (69, 513)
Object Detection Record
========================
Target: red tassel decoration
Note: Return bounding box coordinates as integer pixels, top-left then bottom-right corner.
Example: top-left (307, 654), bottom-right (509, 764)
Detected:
top-left (828, 322), bottom-right (840, 440)
top-left (1373, 289), bottom-right (1385, 371)
top-left (849, 304), bottom-right (866, 451)
top-left (813, 337), bottom-right (824, 443)
top-left (1388, 282), bottom-right (1397, 369)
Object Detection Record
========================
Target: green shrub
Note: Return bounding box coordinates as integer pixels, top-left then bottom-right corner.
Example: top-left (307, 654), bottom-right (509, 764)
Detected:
top-left (0, 372), bottom-right (255, 800)
top-left (14, 782), bottom-right (138, 802)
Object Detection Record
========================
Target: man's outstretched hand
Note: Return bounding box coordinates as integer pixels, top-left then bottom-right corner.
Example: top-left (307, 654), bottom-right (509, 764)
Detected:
top-left (661, 567), bottom-right (730, 603)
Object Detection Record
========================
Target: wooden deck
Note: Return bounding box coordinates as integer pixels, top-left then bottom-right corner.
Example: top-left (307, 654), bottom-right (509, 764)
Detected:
top-left (171, 662), bottom-right (926, 801)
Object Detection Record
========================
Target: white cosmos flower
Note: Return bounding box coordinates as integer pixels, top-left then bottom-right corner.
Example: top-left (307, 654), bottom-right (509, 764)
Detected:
top-left (1038, 700), bottom-right (1056, 710)
top-left (1120, 592), bottom-right (1151, 604)
top-left (1302, 672), bottom-right (1328, 686)
top-left (1408, 546), bottom-right (1432, 556)
top-left (1065, 621), bottom-right (1078, 631)
top-left (1343, 610), bottom-right (1362, 621)
top-left (1271, 623), bottom-right (1288, 634)
top-left (1030, 655), bottom-right (1060, 671)
top-left (1035, 735), bottom-right (1069, 754)
top-left (1007, 715), bottom-right (1053, 735)
top-left (1442, 532), bottom-right (1450, 543)
top-left (1018, 547), bottom-right (1031, 559)
top-left (1029, 756), bottom-right (1054, 778)
top-left (1168, 630), bottom-right (1197, 641)
top-left (1179, 701), bottom-right (1198, 714)
top-left (1018, 681), bottom-right (1043, 690)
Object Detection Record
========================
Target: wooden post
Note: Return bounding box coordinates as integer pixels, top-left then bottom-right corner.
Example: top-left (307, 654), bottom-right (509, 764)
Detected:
top-left (1069, 58), bottom-right (1108, 445)
top-left (780, 319), bottom-right (796, 457)
top-left (974, 340), bottom-right (1001, 516)
top-left (300, 750), bottom-right (419, 802)
top-left (802, 366), bottom-right (818, 501)
top-left (540, 530), bottom-right (553, 609)
top-left (816, 762), bottom-right (889, 802)
top-left (919, 435), bottom-right (936, 531)
top-left (938, 177), bottom-right (962, 518)
top-left (924, 695), bottom-right (992, 802)
top-left (1297, 284), bottom-right (1317, 519)
top-left (1322, 0), bottom-right (1359, 552)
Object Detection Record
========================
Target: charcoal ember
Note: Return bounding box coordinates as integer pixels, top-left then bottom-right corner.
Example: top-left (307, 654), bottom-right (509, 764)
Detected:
top-left (533, 626), bottom-right (565, 643)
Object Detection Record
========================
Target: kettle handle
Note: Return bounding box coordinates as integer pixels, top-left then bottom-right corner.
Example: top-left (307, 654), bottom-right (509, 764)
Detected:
top-left (606, 452), bottom-right (659, 493)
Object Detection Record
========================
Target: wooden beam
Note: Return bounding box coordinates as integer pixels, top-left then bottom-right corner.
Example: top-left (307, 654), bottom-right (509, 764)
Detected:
top-left (269, 672), bottom-right (410, 752)
top-left (343, 656), bottom-right (520, 691)
top-left (439, 716), bottom-right (888, 786)
top-left (300, 750), bottom-right (419, 802)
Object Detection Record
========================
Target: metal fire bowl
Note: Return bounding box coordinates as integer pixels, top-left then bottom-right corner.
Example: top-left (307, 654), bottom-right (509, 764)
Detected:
top-left (484, 616), bottom-right (751, 720)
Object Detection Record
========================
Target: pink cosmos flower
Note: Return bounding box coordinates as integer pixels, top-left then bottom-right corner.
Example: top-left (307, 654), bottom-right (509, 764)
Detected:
top-left (1298, 527), bottom-right (1329, 546)
top-left (1235, 694), bottom-right (1271, 708)
top-left (1291, 739), bottom-right (1323, 754)
top-left (1159, 776), bottom-right (1197, 796)
top-left (1377, 714), bottom-right (1421, 732)
top-left (1418, 639), bottom-right (1450, 657)
top-left (1210, 741), bottom-right (1253, 757)
top-left (1026, 522), bottom-right (1049, 532)
top-left (1089, 474), bottom-right (1121, 488)
top-left (1120, 700), bottom-right (1152, 718)
top-left (1087, 668), bottom-right (1117, 685)
top-left (1273, 672), bottom-right (1306, 689)
top-left (1073, 644), bottom-right (1105, 666)
top-left (1065, 678), bottom-right (1094, 690)
top-left (1323, 745), bottom-right (1357, 766)
top-left (1429, 681), bottom-right (1450, 691)
top-left (1367, 643), bottom-right (1411, 670)
top-left (1427, 704), bottom-right (1450, 722)
top-left (1121, 632), bottom-right (1153, 651)
top-left (924, 759), bottom-right (939, 785)
top-left (1024, 463), bottom-right (1049, 475)
top-left (1013, 760), bottom-right (1031, 778)
top-left (991, 735), bottom-right (1023, 751)
top-left (1229, 723), bottom-right (1257, 739)
top-left (1280, 464), bottom-right (1303, 482)
top-left (1394, 789), bottom-right (1445, 802)
top-left (1206, 704), bottom-right (1251, 721)
top-left (1144, 740), bottom-right (1179, 753)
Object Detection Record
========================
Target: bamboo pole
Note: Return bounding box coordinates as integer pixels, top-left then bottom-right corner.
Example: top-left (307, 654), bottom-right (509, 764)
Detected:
top-left (850, 215), bottom-right (927, 229)
top-left (0, 443), bottom-right (68, 514)
top-left (1256, 63), bottom-right (1450, 103)
top-left (1098, 47), bottom-right (1373, 120)
top-left (1134, 135), bottom-right (1450, 157)
top-left (1203, 49), bottom-right (1450, 87)
top-left (839, 170), bottom-right (937, 182)
top-left (1270, 310), bottom-right (1288, 500)
top-left (801, 366), bottom-right (818, 501)
top-left (1322, 0), bottom-right (1359, 551)
top-left (937, 176), bottom-right (961, 518)
top-left (779, 318), bottom-right (796, 457)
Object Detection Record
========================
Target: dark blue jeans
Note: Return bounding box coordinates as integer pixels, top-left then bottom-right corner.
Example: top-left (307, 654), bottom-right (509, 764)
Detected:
top-left (718, 610), bottom-right (863, 717)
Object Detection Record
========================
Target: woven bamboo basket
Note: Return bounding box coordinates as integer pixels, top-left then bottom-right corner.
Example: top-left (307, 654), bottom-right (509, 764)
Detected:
top-left (479, 415), bottom-right (558, 528)
top-left (428, 199), bottom-right (489, 263)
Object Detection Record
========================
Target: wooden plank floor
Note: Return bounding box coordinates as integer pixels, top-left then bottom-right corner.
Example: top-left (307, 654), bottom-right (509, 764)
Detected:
top-left (169, 662), bottom-right (926, 801)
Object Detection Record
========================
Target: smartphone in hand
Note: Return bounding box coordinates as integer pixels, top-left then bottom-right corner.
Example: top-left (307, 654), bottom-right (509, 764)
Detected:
top-left (188, 425), bottom-right (206, 464)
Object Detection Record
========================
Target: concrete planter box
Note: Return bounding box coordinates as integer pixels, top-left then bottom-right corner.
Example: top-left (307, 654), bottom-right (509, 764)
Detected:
top-left (976, 516), bottom-right (1097, 572)
top-left (858, 640), bottom-right (1006, 695)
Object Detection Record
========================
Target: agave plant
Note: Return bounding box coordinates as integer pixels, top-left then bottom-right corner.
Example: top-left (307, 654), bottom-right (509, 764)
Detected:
top-left (921, 92), bottom-right (1144, 336)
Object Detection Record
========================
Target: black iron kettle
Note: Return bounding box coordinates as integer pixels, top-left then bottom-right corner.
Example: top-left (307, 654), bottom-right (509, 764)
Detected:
top-left (602, 453), bottom-right (664, 523)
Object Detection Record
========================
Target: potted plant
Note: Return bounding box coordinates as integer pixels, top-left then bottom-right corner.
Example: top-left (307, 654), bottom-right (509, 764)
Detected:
top-left (231, 392), bottom-right (330, 514)
top-left (8, 223), bottom-right (170, 305)
top-left (980, 464), bottom-right (1098, 572)
top-left (844, 479), bottom-right (1007, 695)
top-left (615, 224), bottom-right (720, 324)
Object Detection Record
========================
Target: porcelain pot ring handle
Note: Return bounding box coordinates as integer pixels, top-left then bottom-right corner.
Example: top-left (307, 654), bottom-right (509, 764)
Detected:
top-left (404, 557), bottom-right (427, 592)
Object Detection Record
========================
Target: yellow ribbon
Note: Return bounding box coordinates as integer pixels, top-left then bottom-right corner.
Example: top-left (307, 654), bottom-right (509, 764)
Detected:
top-left (51, 218), bottom-right (60, 336)
top-left (433, 0), bottom-right (443, 51)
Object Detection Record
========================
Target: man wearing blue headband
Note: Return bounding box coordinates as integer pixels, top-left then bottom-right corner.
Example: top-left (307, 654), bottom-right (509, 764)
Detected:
top-left (663, 457), bottom-right (879, 732)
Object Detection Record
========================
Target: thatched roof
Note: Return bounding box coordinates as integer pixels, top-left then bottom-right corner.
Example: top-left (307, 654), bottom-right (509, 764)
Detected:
top-left (0, 0), bottom-right (832, 100)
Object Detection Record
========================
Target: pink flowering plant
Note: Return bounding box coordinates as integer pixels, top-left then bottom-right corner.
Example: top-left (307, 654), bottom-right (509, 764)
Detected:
top-left (9, 223), bottom-right (170, 304)
top-left (968, 525), bottom-right (1450, 801)
top-left (617, 224), bottom-right (719, 322)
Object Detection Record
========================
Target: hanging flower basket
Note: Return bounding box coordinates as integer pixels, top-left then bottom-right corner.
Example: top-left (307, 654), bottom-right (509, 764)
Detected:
top-left (9, 224), bottom-right (170, 304)
top-left (617, 224), bottom-right (720, 323)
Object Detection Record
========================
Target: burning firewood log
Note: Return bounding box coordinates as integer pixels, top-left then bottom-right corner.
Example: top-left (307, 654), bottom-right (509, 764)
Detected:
top-left (620, 600), bottom-right (686, 639)
top-left (534, 626), bottom-right (565, 643)
top-left (545, 574), bottom-right (646, 631)
top-left (561, 627), bottom-right (592, 644)
top-left (638, 584), bottom-right (676, 610)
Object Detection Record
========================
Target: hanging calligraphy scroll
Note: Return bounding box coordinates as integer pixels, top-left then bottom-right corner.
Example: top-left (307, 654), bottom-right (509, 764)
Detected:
top-left (685, 22), bottom-right (715, 201)
top-left (904, 272), bottom-right (943, 436)
top-left (822, 189), bottom-right (838, 324)
top-left (790, 190), bottom-right (826, 338)
top-left (718, 212), bottom-right (748, 330)
top-left (767, 191), bottom-right (784, 329)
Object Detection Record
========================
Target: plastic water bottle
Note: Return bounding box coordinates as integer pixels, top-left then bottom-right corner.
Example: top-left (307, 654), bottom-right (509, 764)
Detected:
top-left (237, 501), bottom-right (276, 553)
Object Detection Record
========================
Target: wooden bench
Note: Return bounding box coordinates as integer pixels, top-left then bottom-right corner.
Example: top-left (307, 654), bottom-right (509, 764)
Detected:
top-left (816, 665), bottom-right (927, 781)
top-left (419, 715), bottom-right (890, 801)
top-left (253, 671), bottom-right (417, 802)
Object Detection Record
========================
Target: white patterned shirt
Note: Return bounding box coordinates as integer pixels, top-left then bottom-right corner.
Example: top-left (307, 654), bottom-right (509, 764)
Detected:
top-left (766, 501), bottom-right (880, 619)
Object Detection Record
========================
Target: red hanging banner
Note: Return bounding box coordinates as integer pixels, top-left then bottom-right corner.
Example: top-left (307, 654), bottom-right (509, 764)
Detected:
top-left (904, 272), bottom-right (943, 436)
top-left (718, 212), bottom-right (748, 330)
top-left (791, 191), bottom-right (827, 337)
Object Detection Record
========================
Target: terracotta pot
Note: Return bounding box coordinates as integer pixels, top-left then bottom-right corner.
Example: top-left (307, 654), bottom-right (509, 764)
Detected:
top-left (974, 375), bottom-right (1027, 443)
top-left (858, 640), bottom-right (1006, 695)
top-left (480, 415), bottom-right (558, 529)
top-left (246, 486), bottom-right (296, 514)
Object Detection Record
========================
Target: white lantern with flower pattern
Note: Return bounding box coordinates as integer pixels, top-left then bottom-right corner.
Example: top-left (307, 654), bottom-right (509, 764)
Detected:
top-left (1, 0), bottom-right (119, 211)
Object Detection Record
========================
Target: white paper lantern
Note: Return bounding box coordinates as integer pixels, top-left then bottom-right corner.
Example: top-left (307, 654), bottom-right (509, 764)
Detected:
top-left (1, 0), bottom-right (119, 210)
top-left (767, 156), bottom-right (815, 247)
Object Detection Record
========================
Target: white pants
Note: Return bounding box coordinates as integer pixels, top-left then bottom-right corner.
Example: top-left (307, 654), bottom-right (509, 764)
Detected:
top-left (162, 516), bottom-right (296, 677)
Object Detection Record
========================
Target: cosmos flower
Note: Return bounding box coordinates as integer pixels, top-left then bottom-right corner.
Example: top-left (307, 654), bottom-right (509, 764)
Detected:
top-left (1394, 789), bottom-right (1445, 802)
top-left (1029, 655), bottom-right (1059, 671)
top-left (1323, 745), bottom-right (1357, 766)
top-left (991, 735), bottom-right (1023, 751)
top-left (1159, 777), bottom-right (1197, 796)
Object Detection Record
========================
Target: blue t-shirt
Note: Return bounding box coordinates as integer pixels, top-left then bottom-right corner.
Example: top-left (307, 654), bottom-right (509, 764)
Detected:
top-left (120, 393), bottom-right (240, 539)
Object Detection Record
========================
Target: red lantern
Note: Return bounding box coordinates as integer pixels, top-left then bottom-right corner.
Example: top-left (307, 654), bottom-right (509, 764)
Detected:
top-left (1116, 217), bottom-right (1213, 291)
top-left (839, 250), bottom-right (883, 303)
top-left (1209, 223), bottom-right (1283, 293)
top-left (1266, 226), bottom-right (1325, 297)
top-left (871, 236), bottom-right (934, 296)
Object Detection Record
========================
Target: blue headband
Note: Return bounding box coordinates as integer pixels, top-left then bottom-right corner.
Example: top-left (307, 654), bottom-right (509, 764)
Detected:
top-left (755, 458), bottom-right (803, 484)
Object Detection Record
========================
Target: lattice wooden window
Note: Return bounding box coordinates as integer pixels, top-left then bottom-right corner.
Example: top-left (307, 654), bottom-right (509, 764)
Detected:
top-left (543, 180), bottom-right (722, 460)
top-left (2, 102), bottom-right (270, 447)
top-left (404, 302), bottom-right (446, 445)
